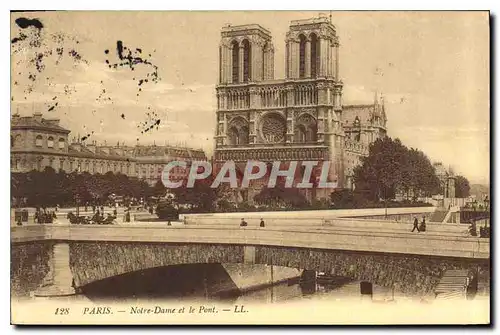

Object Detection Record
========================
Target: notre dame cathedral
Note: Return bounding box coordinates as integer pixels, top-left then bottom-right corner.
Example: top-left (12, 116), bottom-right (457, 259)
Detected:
top-left (213, 16), bottom-right (387, 202)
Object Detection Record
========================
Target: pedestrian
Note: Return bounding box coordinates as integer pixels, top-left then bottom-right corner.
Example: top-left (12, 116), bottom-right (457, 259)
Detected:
top-left (240, 218), bottom-right (247, 227)
top-left (411, 217), bottom-right (420, 232)
top-left (420, 216), bottom-right (426, 232)
top-left (469, 220), bottom-right (477, 237)
top-left (260, 218), bottom-right (265, 227)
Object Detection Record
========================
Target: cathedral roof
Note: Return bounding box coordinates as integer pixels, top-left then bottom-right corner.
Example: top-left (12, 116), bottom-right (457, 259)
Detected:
top-left (342, 102), bottom-right (387, 128)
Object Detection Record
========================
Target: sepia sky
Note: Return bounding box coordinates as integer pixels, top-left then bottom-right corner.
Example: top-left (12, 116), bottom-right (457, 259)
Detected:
top-left (10, 11), bottom-right (489, 184)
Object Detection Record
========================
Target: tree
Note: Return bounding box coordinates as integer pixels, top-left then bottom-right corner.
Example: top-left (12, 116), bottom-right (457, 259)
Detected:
top-left (455, 175), bottom-right (471, 198)
top-left (152, 179), bottom-right (166, 198)
top-left (353, 137), bottom-right (441, 202)
top-left (170, 175), bottom-right (217, 212)
top-left (353, 137), bottom-right (406, 201)
top-left (254, 178), bottom-right (309, 209)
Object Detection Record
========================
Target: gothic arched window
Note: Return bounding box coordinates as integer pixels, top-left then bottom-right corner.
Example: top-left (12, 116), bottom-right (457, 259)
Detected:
top-left (228, 117), bottom-right (249, 146)
top-left (310, 33), bottom-right (318, 77)
top-left (299, 34), bottom-right (307, 78)
top-left (219, 46), bottom-right (222, 83)
top-left (231, 41), bottom-right (239, 83)
top-left (229, 127), bottom-right (240, 145)
top-left (294, 114), bottom-right (318, 143)
top-left (295, 125), bottom-right (307, 143)
top-left (242, 39), bottom-right (251, 82)
top-left (262, 42), bottom-right (267, 79)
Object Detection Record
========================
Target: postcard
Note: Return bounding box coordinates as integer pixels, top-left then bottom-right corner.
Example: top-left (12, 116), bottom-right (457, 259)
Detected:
top-left (10, 10), bottom-right (490, 325)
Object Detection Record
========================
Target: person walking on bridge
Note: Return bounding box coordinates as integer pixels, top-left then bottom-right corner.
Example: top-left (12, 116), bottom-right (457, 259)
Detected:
top-left (412, 216), bottom-right (420, 232)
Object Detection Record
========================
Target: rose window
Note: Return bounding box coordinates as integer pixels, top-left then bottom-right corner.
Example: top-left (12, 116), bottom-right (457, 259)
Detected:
top-left (261, 114), bottom-right (286, 143)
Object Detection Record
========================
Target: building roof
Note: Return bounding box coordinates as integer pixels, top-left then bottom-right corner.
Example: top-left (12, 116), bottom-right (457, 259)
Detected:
top-left (11, 114), bottom-right (70, 134)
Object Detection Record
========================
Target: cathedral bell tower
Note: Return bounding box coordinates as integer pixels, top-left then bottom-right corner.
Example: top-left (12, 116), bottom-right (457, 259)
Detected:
top-left (284, 16), bottom-right (344, 189)
top-left (218, 24), bottom-right (275, 84)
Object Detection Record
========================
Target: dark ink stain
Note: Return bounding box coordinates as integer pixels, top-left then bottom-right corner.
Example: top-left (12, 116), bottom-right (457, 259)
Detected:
top-left (47, 102), bottom-right (58, 112)
top-left (11, 33), bottom-right (28, 44)
top-left (80, 131), bottom-right (95, 142)
top-left (121, 113), bottom-right (125, 119)
top-left (137, 108), bottom-right (162, 134)
top-left (104, 40), bottom-right (160, 97)
top-left (12, 19), bottom-right (88, 101)
top-left (15, 17), bottom-right (44, 30)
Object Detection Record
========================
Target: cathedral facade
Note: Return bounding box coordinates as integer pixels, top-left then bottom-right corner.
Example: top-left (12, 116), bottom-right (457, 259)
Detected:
top-left (213, 16), bottom-right (387, 202)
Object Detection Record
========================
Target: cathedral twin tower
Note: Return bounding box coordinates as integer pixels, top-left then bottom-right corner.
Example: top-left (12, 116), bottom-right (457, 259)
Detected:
top-left (218, 16), bottom-right (340, 84)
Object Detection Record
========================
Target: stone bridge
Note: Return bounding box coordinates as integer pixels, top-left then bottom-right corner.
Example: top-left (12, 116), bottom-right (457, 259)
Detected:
top-left (11, 222), bottom-right (489, 298)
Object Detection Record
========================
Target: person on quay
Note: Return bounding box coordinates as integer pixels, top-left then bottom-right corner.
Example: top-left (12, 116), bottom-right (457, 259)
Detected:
top-left (420, 216), bottom-right (426, 232)
top-left (411, 216), bottom-right (420, 232)
top-left (240, 218), bottom-right (248, 227)
top-left (260, 218), bottom-right (265, 228)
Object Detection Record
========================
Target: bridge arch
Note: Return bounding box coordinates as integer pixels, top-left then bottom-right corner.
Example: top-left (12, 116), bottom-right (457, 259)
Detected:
top-left (62, 242), bottom-right (484, 296)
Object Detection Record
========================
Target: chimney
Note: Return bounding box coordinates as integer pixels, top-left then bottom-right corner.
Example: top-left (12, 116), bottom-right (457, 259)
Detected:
top-left (45, 118), bottom-right (60, 127)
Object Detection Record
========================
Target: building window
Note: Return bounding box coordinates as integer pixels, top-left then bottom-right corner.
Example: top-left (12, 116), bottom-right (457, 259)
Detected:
top-left (299, 34), bottom-right (306, 78)
top-left (310, 33), bottom-right (318, 78)
top-left (59, 160), bottom-right (64, 171)
top-left (58, 138), bottom-right (65, 149)
top-left (14, 134), bottom-right (22, 148)
top-left (219, 46), bottom-right (222, 83)
top-left (69, 161), bottom-right (74, 171)
top-left (35, 135), bottom-right (43, 147)
top-left (47, 136), bottom-right (54, 148)
top-left (242, 39), bottom-right (251, 82)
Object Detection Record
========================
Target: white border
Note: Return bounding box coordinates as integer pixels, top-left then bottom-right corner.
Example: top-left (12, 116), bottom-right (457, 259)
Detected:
top-left (2, 2), bottom-right (497, 334)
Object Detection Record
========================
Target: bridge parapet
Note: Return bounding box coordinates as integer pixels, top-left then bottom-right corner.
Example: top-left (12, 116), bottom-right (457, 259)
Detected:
top-left (11, 224), bottom-right (489, 259)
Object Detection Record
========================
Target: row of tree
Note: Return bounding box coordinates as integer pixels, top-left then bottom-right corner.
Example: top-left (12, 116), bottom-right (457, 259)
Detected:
top-left (11, 167), bottom-right (166, 208)
top-left (11, 137), bottom-right (471, 210)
